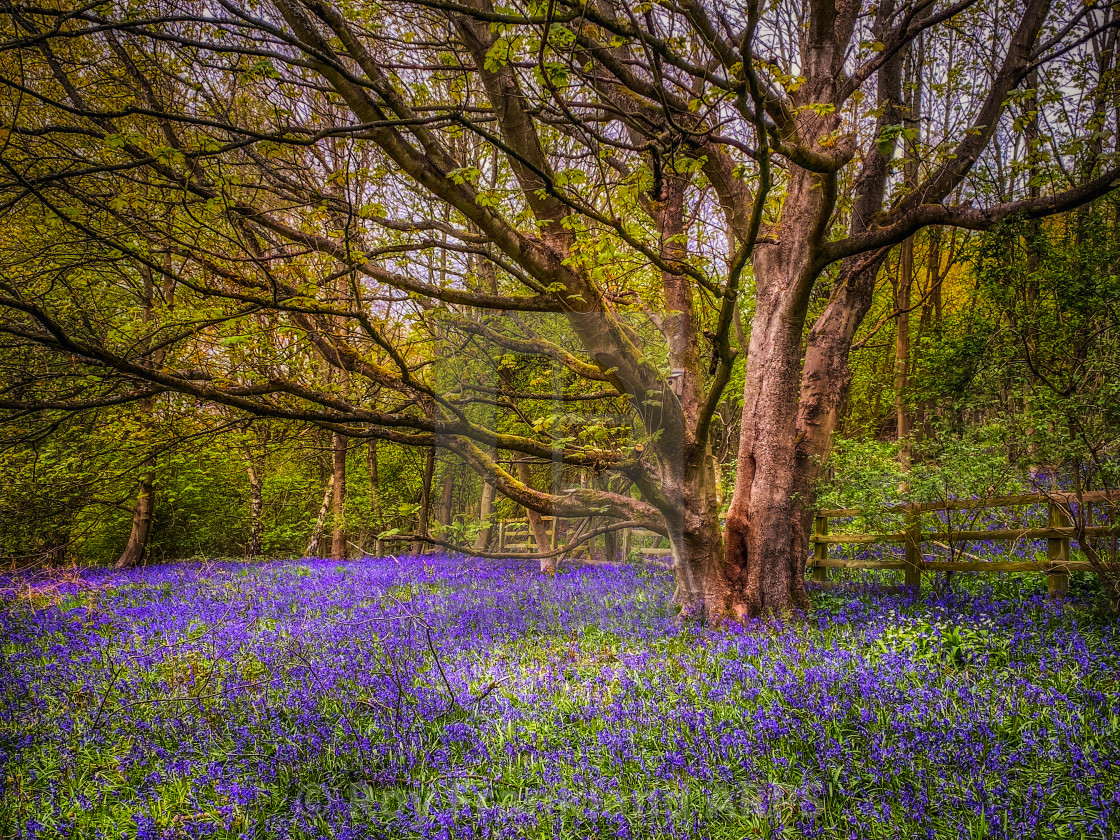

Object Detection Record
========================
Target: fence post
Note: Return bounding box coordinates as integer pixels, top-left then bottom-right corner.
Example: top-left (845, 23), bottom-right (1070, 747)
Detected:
top-left (904, 505), bottom-right (922, 591)
top-left (620, 527), bottom-right (630, 561)
top-left (498, 521), bottom-right (505, 553)
top-left (1047, 500), bottom-right (1070, 598)
top-left (812, 515), bottom-right (829, 582)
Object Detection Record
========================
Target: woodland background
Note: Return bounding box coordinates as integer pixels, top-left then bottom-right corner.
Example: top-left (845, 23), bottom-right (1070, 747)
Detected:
top-left (0, 0), bottom-right (1117, 580)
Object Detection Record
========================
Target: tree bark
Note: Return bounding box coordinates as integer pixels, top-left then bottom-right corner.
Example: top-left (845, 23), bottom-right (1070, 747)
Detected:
top-left (895, 33), bottom-right (923, 467)
top-left (116, 475), bottom-right (154, 569)
top-left (474, 456), bottom-right (497, 551)
top-left (603, 523), bottom-right (619, 562)
top-left (414, 444), bottom-right (436, 554)
top-left (895, 243), bottom-right (913, 464)
top-left (666, 452), bottom-right (727, 620)
top-left (330, 432), bottom-right (347, 560)
top-left (306, 479), bottom-right (333, 558)
top-left (438, 470), bottom-right (454, 529)
top-left (368, 438), bottom-right (381, 526)
top-left (116, 262), bottom-right (166, 570)
top-left (515, 460), bottom-right (556, 573)
top-left (914, 228), bottom-right (945, 441)
top-left (718, 158), bottom-right (843, 618)
top-left (247, 459), bottom-right (263, 559)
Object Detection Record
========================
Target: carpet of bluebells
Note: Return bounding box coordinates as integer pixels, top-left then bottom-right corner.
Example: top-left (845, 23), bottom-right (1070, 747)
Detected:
top-left (2, 555), bottom-right (1119, 840)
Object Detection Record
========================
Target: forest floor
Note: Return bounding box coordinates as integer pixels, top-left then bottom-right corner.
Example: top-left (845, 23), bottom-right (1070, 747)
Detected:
top-left (2, 555), bottom-right (1118, 839)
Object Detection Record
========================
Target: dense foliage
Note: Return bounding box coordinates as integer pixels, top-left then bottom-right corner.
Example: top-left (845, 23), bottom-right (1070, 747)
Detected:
top-left (3, 556), bottom-right (1118, 839)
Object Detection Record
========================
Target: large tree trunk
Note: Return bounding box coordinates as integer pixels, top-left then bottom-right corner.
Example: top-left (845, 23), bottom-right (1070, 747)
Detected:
top-left (116, 475), bottom-right (154, 569)
top-left (722, 301), bottom-right (814, 616)
top-left (665, 451), bottom-right (727, 620)
top-left (717, 161), bottom-right (840, 619)
top-left (330, 432), bottom-right (347, 560)
top-left (712, 1), bottom-right (914, 620)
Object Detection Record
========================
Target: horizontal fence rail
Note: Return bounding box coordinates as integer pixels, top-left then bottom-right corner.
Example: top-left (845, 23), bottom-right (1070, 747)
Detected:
top-left (374, 492), bottom-right (1114, 594)
top-left (811, 491), bottom-right (1117, 595)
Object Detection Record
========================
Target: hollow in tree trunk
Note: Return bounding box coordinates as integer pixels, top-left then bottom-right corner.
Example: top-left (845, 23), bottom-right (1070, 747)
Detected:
top-left (667, 446), bottom-right (732, 621)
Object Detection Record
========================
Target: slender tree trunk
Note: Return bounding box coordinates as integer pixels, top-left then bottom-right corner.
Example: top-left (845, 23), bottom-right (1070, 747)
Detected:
top-left (247, 460), bottom-right (263, 559)
top-left (595, 475), bottom-right (621, 560)
top-left (914, 228), bottom-right (944, 442)
top-left (474, 457), bottom-right (497, 551)
top-left (895, 242), bottom-right (913, 466)
top-left (307, 480), bottom-right (333, 557)
top-left (438, 470), bottom-right (454, 529)
top-left (472, 247), bottom-right (500, 554)
top-left (603, 523), bottom-right (619, 561)
top-left (330, 432), bottom-right (347, 560)
top-left (414, 445), bottom-right (435, 554)
top-left (116, 264), bottom-right (163, 570)
top-left (368, 439), bottom-right (381, 528)
top-left (514, 460), bottom-right (556, 572)
top-left (116, 475), bottom-right (154, 569)
top-left (895, 35), bottom-right (922, 468)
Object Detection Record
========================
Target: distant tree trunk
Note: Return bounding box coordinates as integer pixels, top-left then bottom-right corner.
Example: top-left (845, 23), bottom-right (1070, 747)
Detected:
top-left (914, 227), bottom-right (945, 442)
top-left (474, 460), bottom-right (497, 551)
top-left (247, 459), bottom-right (263, 559)
top-left (330, 432), bottom-right (347, 560)
top-left (595, 476), bottom-right (620, 561)
top-left (603, 525), bottom-right (619, 562)
top-left (1024, 67), bottom-right (1042, 361)
top-left (894, 245), bottom-right (913, 466)
top-left (515, 460), bottom-right (556, 573)
top-left (895, 35), bottom-right (924, 468)
top-left (306, 480), bottom-right (333, 557)
top-left (116, 475), bottom-right (154, 569)
top-left (116, 262), bottom-right (165, 571)
top-left (438, 470), bottom-right (454, 529)
top-left (414, 445), bottom-right (436, 553)
top-left (367, 439), bottom-right (381, 528)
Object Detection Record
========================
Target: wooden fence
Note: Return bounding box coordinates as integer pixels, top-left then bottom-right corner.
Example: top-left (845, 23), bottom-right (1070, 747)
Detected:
top-left (496, 517), bottom-right (642, 558)
top-left (468, 491), bottom-right (1117, 595)
top-left (810, 490), bottom-right (1117, 595)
